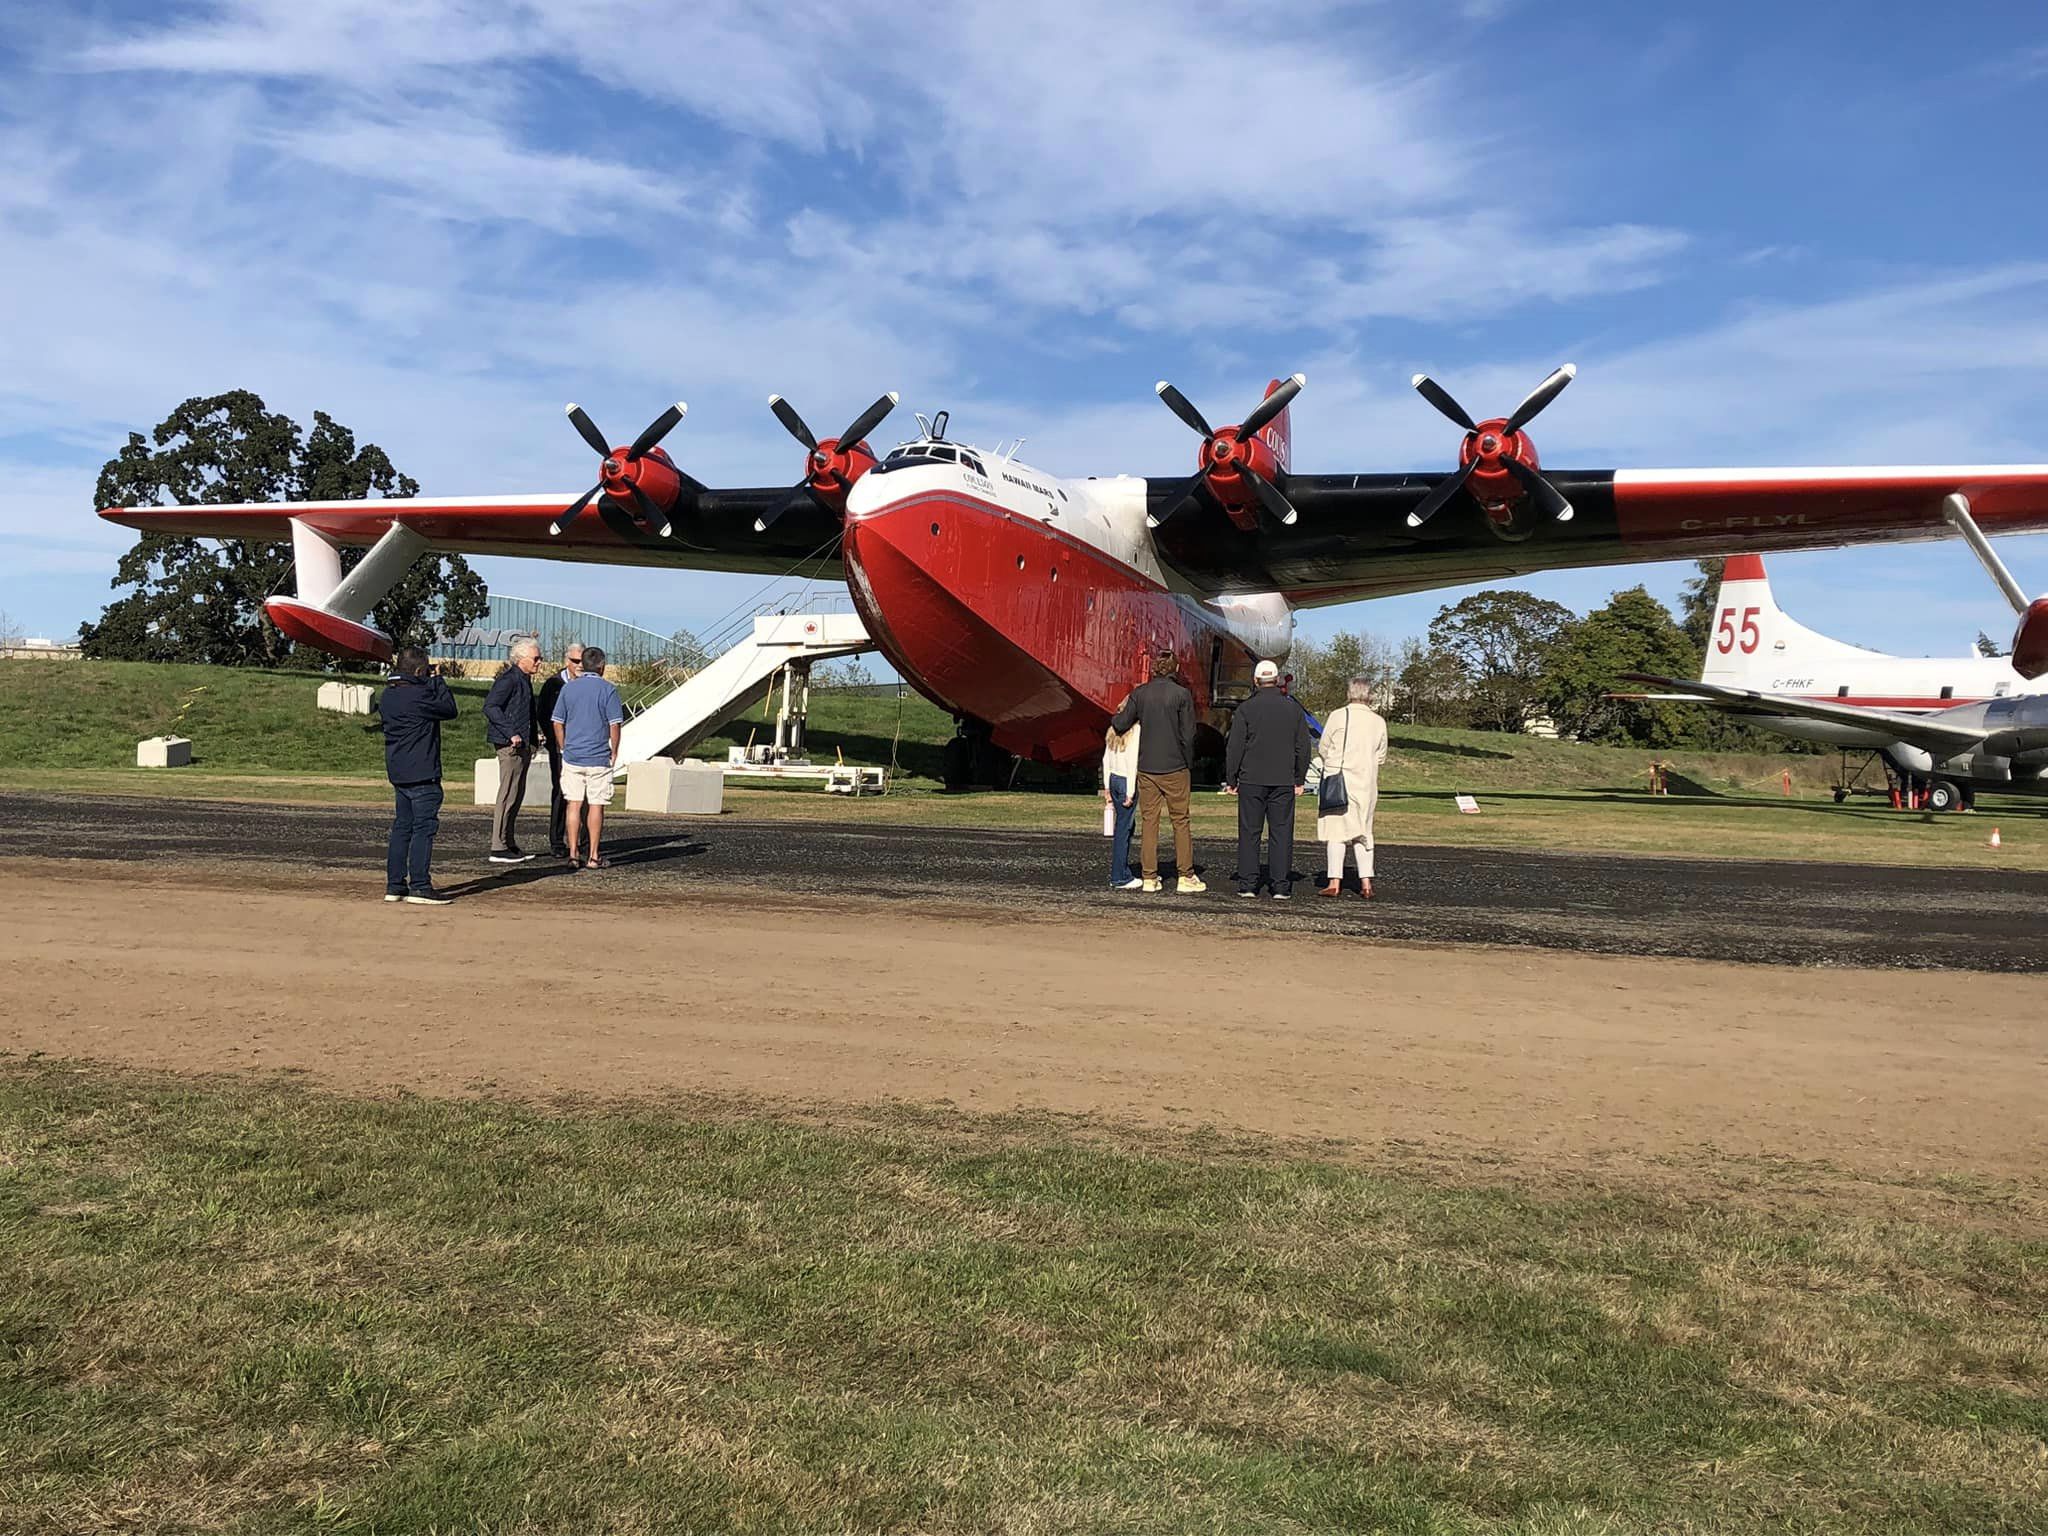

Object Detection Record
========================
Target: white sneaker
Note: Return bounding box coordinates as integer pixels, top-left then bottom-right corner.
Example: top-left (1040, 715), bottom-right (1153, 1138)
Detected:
top-left (1117, 878), bottom-right (1144, 890)
top-left (1177, 875), bottom-right (1207, 894)
top-left (1141, 877), bottom-right (1163, 893)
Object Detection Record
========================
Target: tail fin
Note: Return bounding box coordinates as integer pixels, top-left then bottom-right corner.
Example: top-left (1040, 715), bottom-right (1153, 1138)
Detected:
top-left (1700, 553), bottom-right (1866, 684)
top-left (1255, 377), bottom-right (1292, 474)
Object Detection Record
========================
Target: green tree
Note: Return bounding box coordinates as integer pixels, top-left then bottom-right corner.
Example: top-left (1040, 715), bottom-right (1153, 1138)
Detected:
top-left (1426, 589), bottom-right (1575, 731)
top-left (1542, 586), bottom-right (1700, 744)
top-left (1677, 558), bottom-right (1725, 657)
top-left (1285, 630), bottom-right (1398, 718)
top-left (1393, 637), bottom-right (1470, 725)
top-left (79, 392), bottom-right (486, 665)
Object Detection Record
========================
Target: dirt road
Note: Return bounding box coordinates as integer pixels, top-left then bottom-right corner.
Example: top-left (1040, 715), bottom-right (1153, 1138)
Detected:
top-left (6, 861), bottom-right (2042, 1182)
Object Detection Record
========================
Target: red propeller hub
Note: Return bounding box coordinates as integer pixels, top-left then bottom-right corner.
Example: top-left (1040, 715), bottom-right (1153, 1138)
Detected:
top-left (602, 445), bottom-right (683, 513)
top-left (1197, 428), bottom-right (1283, 529)
top-left (1458, 418), bottom-right (1540, 523)
top-left (803, 436), bottom-right (880, 510)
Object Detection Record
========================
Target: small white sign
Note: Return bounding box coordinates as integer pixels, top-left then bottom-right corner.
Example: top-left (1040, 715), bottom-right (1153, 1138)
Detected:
top-left (1454, 794), bottom-right (1480, 815)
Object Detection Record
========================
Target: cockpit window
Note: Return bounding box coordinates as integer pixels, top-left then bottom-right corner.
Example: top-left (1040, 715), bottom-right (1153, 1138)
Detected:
top-left (962, 454), bottom-right (986, 476)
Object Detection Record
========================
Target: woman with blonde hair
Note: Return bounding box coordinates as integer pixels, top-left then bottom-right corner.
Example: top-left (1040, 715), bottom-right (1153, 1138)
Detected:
top-left (1305, 675), bottom-right (1389, 898)
top-left (1100, 712), bottom-right (1142, 890)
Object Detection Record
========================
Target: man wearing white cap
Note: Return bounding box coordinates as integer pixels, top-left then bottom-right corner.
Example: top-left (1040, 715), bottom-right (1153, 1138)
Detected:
top-left (1223, 659), bottom-right (1313, 899)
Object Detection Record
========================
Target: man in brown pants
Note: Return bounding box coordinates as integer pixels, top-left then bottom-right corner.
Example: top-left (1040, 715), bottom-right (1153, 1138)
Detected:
top-left (1109, 649), bottom-right (1204, 893)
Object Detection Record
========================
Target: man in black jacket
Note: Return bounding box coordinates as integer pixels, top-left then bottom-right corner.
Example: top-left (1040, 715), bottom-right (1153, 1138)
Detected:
top-left (378, 646), bottom-right (460, 905)
top-left (534, 642), bottom-right (583, 858)
top-left (483, 638), bottom-right (541, 863)
top-left (1109, 650), bottom-right (1204, 893)
top-left (1225, 660), bottom-right (1312, 899)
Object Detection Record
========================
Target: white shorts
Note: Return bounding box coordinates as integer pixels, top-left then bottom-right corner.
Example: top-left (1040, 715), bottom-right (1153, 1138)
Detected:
top-left (560, 762), bottom-right (615, 805)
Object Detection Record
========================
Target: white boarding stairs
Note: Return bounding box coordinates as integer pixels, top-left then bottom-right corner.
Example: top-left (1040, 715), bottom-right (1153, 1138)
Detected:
top-left (615, 612), bottom-right (873, 767)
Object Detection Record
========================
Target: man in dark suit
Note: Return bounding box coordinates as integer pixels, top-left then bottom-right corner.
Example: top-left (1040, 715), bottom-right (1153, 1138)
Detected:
top-left (533, 642), bottom-right (583, 858)
top-left (1224, 660), bottom-right (1312, 900)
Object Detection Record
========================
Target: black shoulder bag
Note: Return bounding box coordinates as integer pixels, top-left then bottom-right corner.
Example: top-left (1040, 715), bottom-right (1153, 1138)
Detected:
top-left (1316, 708), bottom-right (1349, 815)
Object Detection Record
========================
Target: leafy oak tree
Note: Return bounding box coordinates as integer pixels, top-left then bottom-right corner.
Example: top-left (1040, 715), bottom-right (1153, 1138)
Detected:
top-left (1542, 585), bottom-right (1699, 744)
top-left (1426, 589), bottom-right (1575, 731)
top-left (79, 392), bottom-right (486, 666)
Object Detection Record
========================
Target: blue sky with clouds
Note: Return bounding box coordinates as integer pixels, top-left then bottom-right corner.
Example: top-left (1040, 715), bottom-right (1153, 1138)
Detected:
top-left (4, 1), bottom-right (2047, 659)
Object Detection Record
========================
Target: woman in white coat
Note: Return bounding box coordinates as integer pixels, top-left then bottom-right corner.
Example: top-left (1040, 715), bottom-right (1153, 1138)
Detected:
top-left (1305, 676), bottom-right (1389, 898)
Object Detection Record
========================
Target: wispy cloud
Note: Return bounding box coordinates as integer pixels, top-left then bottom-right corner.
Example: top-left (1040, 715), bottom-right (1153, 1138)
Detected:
top-left (4, 0), bottom-right (2044, 654)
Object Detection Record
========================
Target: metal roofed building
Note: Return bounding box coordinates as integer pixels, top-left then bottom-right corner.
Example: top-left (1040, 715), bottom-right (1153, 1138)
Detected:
top-left (432, 594), bottom-right (690, 665)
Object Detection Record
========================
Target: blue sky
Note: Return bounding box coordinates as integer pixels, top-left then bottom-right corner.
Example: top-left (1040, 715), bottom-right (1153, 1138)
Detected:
top-left (4, 0), bottom-right (2047, 660)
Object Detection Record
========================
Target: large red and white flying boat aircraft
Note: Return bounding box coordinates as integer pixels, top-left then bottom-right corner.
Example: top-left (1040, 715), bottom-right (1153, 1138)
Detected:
top-left (101, 369), bottom-right (2048, 765)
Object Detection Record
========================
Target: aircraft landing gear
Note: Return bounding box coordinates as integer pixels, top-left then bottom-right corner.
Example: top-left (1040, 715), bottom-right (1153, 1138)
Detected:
top-left (942, 716), bottom-right (1014, 791)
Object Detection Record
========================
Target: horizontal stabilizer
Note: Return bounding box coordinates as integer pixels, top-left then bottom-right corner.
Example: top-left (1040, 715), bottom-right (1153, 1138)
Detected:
top-left (1621, 673), bottom-right (1987, 756)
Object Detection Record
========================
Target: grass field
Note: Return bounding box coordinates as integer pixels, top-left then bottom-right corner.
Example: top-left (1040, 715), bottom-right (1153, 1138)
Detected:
top-left (2, 1061), bottom-right (2042, 1535)
top-left (7, 659), bottom-right (2043, 871)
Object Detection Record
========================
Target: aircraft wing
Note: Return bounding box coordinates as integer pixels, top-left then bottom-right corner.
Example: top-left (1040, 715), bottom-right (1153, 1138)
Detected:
top-left (1620, 673), bottom-right (1990, 756)
top-left (1151, 466), bottom-right (2048, 605)
top-left (97, 486), bottom-right (848, 581)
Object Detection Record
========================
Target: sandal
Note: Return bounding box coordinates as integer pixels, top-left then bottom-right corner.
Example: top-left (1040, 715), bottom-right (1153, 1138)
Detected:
top-left (583, 855), bottom-right (613, 870)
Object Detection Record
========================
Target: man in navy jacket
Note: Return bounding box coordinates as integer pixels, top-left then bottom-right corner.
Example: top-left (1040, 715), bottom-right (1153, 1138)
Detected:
top-left (482, 639), bottom-right (541, 863)
top-left (1224, 660), bottom-right (1312, 899)
top-left (378, 647), bottom-right (460, 904)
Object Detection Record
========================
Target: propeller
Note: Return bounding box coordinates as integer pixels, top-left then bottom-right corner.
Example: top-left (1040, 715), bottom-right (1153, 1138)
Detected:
top-left (551, 401), bottom-right (689, 537)
top-left (755, 390), bottom-right (900, 533)
top-left (1404, 365), bottom-right (1576, 530)
top-left (1148, 373), bottom-right (1305, 529)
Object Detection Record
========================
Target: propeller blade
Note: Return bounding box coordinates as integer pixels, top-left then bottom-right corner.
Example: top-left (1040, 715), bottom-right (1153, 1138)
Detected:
top-left (768, 395), bottom-right (818, 452)
top-left (1411, 374), bottom-right (1476, 432)
top-left (1504, 364), bottom-right (1576, 435)
top-left (754, 486), bottom-right (818, 534)
top-left (836, 391), bottom-right (901, 452)
top-left (1503, 455), bottom-right (1574, 522)
top-left (1145, 474), bottom-right (1206, 529)
top-left (627, 479), bottom-right (673, 538)
top-left (1239, 465), bottom-right (1299, 526)
top-left (565, 404), bottom-right (611, 458)
top-left (629, 402), bottom-right (687, 458)
top-left (550, 481), bottom-right (603, 537)
top-left (1237, 373), bottom-right (1304, 440)
top-left (1405, 458), bottom-right (1479, 529)
top-left (1154, 381), bottom-right (1214, 439)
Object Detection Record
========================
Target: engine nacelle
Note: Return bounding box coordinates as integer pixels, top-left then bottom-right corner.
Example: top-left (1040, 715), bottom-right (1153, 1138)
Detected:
top-left (1203, 592), bottom-right (1293, 659)
top-left (2009, 596), bottom-right (2048, 680)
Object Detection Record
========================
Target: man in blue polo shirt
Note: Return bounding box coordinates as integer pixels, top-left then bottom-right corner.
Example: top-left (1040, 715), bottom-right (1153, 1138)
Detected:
top-left (549, 644), bottom-right (625, 870)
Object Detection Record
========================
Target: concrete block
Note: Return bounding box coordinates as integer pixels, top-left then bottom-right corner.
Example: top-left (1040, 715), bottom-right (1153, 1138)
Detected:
top-left (137, 736), bottom-right (191, 768)
top-left (472, 755), bottom-right (554, 808)
top-left (316, 681), bottom-right (373, 715)
top-left (625, 756), bottom-right (724, 816)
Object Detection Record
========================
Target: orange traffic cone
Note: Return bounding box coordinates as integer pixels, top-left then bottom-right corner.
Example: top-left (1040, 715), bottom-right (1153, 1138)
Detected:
top-left (1989, 826), bottom-right (2002, 850)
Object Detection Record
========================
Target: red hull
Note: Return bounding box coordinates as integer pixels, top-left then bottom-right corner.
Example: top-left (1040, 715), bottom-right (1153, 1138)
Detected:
top-left (842, 491), bottom-right (1253, 763)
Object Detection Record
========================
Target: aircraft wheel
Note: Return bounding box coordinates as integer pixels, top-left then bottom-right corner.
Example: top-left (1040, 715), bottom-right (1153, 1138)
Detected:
top-left (1832, 786), bottom-right (1847, 804)
top-left (941, 735), bottom-right (973, 791)
top-left (1926, 779), bottom-right (1964, 813)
